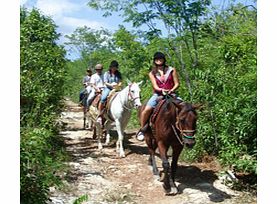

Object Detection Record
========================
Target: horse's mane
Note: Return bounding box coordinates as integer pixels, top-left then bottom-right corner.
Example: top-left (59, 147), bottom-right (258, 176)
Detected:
top-left (154, 98), bottom-right (180, 125)
top-left (158, 98), bottom-right (197, 122)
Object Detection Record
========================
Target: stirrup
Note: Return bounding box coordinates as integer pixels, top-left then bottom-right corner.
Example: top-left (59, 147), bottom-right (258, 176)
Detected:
top-left (140, 123), bottom-right (149, 133)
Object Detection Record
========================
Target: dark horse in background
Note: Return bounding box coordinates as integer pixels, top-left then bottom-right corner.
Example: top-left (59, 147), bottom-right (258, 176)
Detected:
top-left (80, 90), bottom-right (91, 130)
top-left (138, 96), bottom-right (201, 195)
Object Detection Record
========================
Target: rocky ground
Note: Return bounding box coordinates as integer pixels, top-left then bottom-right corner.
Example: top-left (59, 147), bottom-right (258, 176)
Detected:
top-left (48, 98), bottom-right (256, 204)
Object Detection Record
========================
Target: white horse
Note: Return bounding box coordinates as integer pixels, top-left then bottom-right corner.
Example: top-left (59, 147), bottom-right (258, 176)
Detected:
top-left (89, 81), bottom-right (142, 157)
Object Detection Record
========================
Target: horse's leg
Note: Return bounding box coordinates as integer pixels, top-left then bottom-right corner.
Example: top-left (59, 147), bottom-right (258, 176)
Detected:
top-left (145, 135), bottom-right (158, 175)
top-left (157, 142), bottom-right (171, 192)
top-left (83, 107), bottom-right (86, 129)
top-left (158, 142), bottom-right (177, 195)
top-left (95, 119), bottom-right (103, 150)
top-left (171, 144), bottom-right (183, 182)
top-left (115, 119), bottom-right (125, 157)
top-left (83, 95), bottom-right (89, 129)
top-left (85, 111), bottom-right (89, 129)
top-left (88, 106), bottom-right (97, 139)
top-left (91, 119), bottom-right (97, 140)
top-left (104, 120), bottom-right (112, 145)
top-left (92, 122), bottom-right (97, 140)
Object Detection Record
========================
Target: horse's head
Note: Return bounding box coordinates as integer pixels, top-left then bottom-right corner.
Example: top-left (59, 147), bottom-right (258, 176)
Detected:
top-left (127, 81), bottom-right (142, 108)
top-left (173, 101), bottom-right (201, 148)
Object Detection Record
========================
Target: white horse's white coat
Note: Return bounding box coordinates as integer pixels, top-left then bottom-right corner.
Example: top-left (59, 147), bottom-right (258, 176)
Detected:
top-left (90, 81), bottom-right (142, 157)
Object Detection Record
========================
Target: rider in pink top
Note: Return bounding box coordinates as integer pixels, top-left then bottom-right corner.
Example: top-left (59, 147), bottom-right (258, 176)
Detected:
top-left (153, 66), bottom-right (175, 94)
top-left (136, 52), bottom-right (180, 141)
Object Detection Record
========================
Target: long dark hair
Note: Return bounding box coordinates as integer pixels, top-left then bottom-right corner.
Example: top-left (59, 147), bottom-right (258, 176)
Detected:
top-left (151, 52), bottom-right (168, 75)
top-left (108, 60), bottom-right (122, 79)
top-left (151, 63), bottom-right (168, 76)
top-left (108, 68), bottom-right (122, 79)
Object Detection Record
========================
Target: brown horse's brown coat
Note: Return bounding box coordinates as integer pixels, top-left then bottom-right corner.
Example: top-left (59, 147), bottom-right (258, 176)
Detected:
top-left (138, 98), bottom-right (199, 195)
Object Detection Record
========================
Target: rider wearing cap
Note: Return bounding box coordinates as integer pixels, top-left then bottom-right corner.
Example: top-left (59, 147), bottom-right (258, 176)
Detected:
top-left (136, 52), bottom-right (180, 141)
top-left (86, 64), bottom-right (105, 108)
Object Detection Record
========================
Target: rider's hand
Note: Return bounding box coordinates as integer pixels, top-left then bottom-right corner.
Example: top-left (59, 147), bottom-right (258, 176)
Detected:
top-left (162, 89), bottom-right (170, 95)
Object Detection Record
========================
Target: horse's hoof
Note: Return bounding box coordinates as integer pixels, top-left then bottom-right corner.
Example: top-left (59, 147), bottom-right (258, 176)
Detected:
top-left (169, 187), bottom-right (178, 195)
top-left (119, 152), bottom-right (126, 158)
top-left (98, 144), bottom-right (103, 150)
top-left (162, 184), bottom-right (171, 194)
top-left (153, 169), bottom-right (159, 176)
top-left (164, 186), bottom-right (178, 196)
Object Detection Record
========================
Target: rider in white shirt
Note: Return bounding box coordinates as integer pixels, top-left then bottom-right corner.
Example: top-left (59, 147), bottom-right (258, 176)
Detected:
top-left (86, 64), bottom-right (105, 108)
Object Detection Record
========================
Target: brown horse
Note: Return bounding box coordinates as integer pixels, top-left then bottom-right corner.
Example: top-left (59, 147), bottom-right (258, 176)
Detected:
top-left (138, 97), bottom-right (200, 195)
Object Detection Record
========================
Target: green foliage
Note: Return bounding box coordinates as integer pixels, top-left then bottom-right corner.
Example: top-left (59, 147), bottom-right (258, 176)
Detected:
top-left (64, 59), bottom-right (90, 102)
top-left (189, 5), bottom-right (257, 173)
top-left (73, 194), bottom-right (89, 204)
top-left (112, 26), bottom-right (150, 81)
top-left (65, 26), bottom-right (114, 57)
top-left (20, 7), bottom-right (67, 203)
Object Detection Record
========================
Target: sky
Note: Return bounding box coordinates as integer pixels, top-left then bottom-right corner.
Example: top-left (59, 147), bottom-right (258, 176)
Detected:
top-left (20, 0), bottom-right (256, 60)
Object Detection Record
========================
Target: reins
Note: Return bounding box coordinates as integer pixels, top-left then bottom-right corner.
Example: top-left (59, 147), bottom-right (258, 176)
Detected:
top-left (161, 92), bottom-right (196, 145)
top-left (120, 83), bottom-right (139, 111)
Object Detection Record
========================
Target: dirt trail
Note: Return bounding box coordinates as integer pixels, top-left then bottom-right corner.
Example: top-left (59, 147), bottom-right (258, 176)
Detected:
top-left (49, 99), bottom-right (256, 204)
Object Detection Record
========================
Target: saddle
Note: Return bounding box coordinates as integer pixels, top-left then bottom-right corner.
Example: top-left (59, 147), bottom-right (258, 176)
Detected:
top-left (106, 89), bottom-right (118, 110)
top-left (149, 94), bottom-right (181, 127)
top-left (139, 97), bottom-right (166, 134)
top-left (101, 90), bottom-right (119, 122)
top-left (91, 93), bottom-right (101, 107)
top-left (150, 98), bottom-right (167, 125)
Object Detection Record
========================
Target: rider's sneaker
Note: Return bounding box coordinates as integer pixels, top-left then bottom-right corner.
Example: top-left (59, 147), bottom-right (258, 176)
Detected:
top-left (96, 117), bottom-right (102, 123)
top-left (136, 131), bottom-right (144, 141)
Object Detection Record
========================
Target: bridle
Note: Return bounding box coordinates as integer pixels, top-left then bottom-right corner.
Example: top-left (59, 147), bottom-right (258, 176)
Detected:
top-left (127, 83), bottom-right (140, 102)
top-left (122, 83), bottom-right (140, 110)
top-left (171, 102), bottom-right (196, 145)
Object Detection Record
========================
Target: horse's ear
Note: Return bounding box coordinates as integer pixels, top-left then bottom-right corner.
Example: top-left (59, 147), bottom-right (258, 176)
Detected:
top-left (192, 104), bottom-right (203, 110)
top-left (137, 81), bottom-right (143, 86)
top-left (172, 101), bottom-right (184, 110)
top-left (126, 79), bottom-right (132, 85)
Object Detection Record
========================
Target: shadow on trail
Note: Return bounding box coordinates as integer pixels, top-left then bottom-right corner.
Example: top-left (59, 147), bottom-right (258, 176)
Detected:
top-left (175, 165), bottom-right (232, 202)
top-left (62, 126), bottom-right (90, 131)
top-left (61, 122), bottom-right (232, 203)
top-left (115, 130), bottom-right (232, 202)
top-left (62, 136), bottom-right (108, 183)
top-left (126, 140), bottom-right (149, 156)
top-left (65, 169), bottom-right (103, 183)
top-left (65, 139), bottom-right (100, 162)
top-left (114, 130), bottom-right (149, 156)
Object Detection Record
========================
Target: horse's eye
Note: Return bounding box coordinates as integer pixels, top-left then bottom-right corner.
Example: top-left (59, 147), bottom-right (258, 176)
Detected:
top-left (131, 90), bottom-right (135, 93)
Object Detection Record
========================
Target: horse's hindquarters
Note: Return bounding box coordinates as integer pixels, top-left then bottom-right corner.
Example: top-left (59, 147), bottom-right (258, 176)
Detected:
top-left (89, 106), bottom-right (98, 122)
top-left (88, 105), bottom-right (103, 141)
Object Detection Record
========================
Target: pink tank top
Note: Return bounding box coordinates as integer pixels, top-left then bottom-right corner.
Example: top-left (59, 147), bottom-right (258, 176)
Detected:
top-left (153, 67), bottom-right (175, 94)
